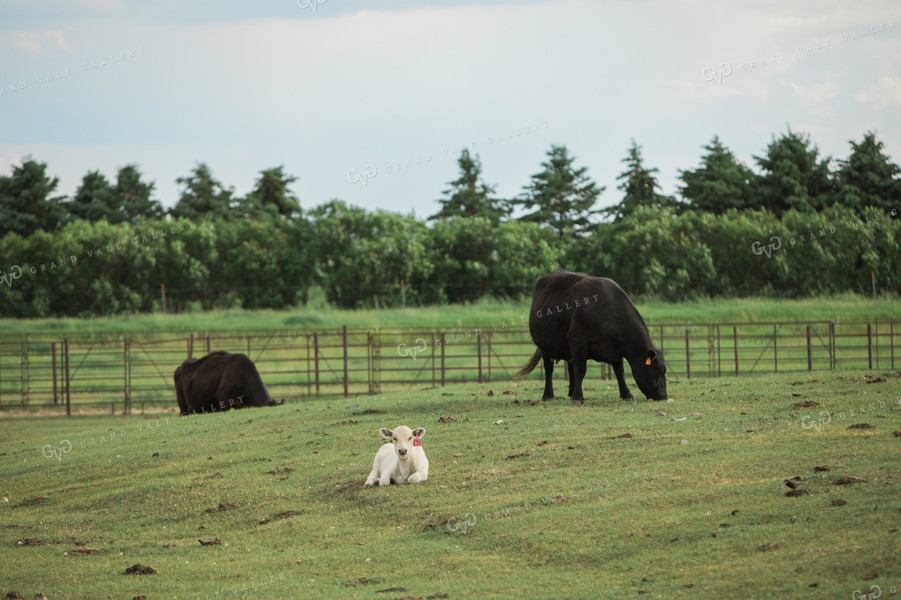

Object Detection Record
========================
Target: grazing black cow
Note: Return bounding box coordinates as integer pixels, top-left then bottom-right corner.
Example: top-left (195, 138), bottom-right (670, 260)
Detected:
top-left (517, 270), bottom-right (667, 404)
top-left (174, 351), bottom-right (280, 416)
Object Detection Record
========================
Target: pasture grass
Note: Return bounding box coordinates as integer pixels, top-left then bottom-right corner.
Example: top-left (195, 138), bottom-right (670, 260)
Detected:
top-left (1, 370), bottom-right (900, 599)
top-left (0, 292), bottom-right (898, 338)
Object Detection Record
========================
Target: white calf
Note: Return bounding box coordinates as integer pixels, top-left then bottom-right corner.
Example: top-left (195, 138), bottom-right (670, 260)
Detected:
top-left (363, 425), bottom-right (428, 487)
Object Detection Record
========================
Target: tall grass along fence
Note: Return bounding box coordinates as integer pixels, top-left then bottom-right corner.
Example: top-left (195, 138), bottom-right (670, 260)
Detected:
top-left (0, 320), bottom-right (898, 413)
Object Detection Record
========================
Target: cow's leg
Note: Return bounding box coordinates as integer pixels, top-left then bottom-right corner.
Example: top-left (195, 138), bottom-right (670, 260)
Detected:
top-left (364, 454), bottom-right (382, 487)
top-left (570, 358), bottom-right (587, 405)
top-left (175, 383), bottom-right (189, 416)
top-left (612, 358), bottom-right (633, 401)
top-left (407, 471), bottom-right (426, 484)
top-left (541, 354), bottom-right (555, 400)
top-left (568, 339), bottom-right (589, 405)
top-left (217, 381), bottom-right (243, 412)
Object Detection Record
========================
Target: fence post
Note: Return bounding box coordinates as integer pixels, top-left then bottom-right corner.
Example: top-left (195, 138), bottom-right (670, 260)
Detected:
top-left (829, 322), bottom-right (835, 370)
top-left (431, 332), bottom-right (436, 387)
top-left (733, 327), bottom-right (739, 375)
top-left (306, 334), bottom-right (312, 398)
top-left (867, 323), bottom-right (873, 370)
top-left (477, 331), bottom-right (483, 384)
top-left (314, 332), bottom-right (320, 396)
top-left (343, 325), bottom-right (349, 397)
top-left (716, 324), bottom-right (721, 377)
top-left (64, 338), bottom-right (71, 417)
top-left (807, 326), bottom-right (812, 371)
top-left (124, 339), bottom-right (130, 415)
top-left (51, 341), bottom-right (58, 405)
top-left (367, 332), bottom-right (373, 395)
top-left (685, 329), bottom-right (691, 379)
top-left (205, 334), bottom-right (210, 355)
top-left (440, 332), bottom-right (446, 387)
top-left (892, 320), bottom-right (895, 369)
top-left (188, 333), bottom-right (194, 359)
top-left (487, 331), bottom-right (492, 382)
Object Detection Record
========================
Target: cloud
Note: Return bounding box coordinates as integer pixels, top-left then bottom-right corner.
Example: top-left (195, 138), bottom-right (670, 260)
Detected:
top-left (782, 80), bottom-right (841, 109)
top-left (16, 30), bottom-right (69, 54)
top-left (852, 75), bottom-right (901, 110)
top-left (0, 152), bottom-right (23, 175)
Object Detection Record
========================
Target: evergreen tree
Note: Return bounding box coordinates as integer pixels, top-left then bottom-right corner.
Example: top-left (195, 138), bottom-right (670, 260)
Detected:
top-left (836, 131), bottom-right (901, 213)
top-left (515, 144), bottom-right (604, 238)
top-left (751, 128), bottom-right (835, 215)
top-left (241, 165), bottom-right (301, 219)
top-left (678, 135), bottom-right (755, 214)
top-left (430, 149), bottom-right (508, 225)
top-left (170, 163), bottom-right (235, 221)
top-left (607, 139), bottom-right (674, 221)
top-left (0, 158), bottom-right (66, 237)
top-left (67, 170), bottom-right (119, 223)
top-left (115, 164), bottom-right (163, 223)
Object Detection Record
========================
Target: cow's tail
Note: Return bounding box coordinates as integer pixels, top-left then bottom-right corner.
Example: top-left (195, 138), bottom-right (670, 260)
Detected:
top-left (516, 349), bottom-right (542, 378)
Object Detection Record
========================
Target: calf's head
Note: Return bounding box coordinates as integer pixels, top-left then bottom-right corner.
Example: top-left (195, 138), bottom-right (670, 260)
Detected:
top-left (634, 349), bottom-right (668, 400)
top-left (379, 425), bottom-right (426, 459)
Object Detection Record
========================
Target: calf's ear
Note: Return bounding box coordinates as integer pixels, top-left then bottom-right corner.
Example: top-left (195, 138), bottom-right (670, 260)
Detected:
top-left (379, 428), bottom-right (393, 439)
top-left (645, 350), bottom-right (657, 365)
top-left (413, 427), bottom-right (426, 438)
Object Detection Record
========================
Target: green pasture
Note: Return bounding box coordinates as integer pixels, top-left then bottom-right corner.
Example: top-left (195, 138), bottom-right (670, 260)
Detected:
top-left (1, 370), bottom-right (899, 599)
top-left (0, 293), bottom-right (899, 338)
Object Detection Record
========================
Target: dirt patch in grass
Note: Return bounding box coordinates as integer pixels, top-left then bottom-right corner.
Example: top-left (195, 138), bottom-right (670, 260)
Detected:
top-left (204, 501), bottom-right (249, 514)
top-left (124, 564), bottom-right (157, 575)
top-left (793, 400), bottom-right (819, 408)
top-left (835, 476), bottom-right (867, 485)
top-left (346, 577), bottom-right (383, 587)
top-left (258, 510), bottom-right (303, 525)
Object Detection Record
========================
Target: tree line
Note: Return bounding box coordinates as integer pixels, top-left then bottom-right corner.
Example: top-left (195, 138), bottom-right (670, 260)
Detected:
top-left (1, 128), bottom-right (899, 316)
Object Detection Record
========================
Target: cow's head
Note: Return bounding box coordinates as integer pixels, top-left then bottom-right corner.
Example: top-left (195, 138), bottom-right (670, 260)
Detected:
top-left (379, 425), bottom-right (425, 460)
top-left (634, 349), bottom-right (668, 400)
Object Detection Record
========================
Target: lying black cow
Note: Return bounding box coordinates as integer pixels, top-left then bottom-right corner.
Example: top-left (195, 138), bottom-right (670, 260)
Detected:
top-left (174, 351), bottom-right (280, 416)
top-left (517, 270), bottom-right (667, 404)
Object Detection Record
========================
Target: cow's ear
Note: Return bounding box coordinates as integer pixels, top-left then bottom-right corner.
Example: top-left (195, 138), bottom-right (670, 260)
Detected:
top-left (379, 428), bottom-right (393, 439)
top-left (413, 427), bottom-right (426, 439)
top-left (645, 350), bottom-right (657, 365)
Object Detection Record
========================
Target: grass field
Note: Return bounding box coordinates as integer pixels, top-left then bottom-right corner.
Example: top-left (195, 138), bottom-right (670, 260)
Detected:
top-left (1, 293), bottom-right (899, 338)
top-left (2, 370), bottom-right (899, 599)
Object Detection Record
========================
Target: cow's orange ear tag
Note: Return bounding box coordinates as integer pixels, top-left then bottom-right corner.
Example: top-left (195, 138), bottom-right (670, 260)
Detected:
top-left (645, 357), bottom-right (652, 365)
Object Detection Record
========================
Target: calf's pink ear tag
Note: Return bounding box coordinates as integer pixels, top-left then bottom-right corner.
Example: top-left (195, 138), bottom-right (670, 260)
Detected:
top-left (413, 435), bottom-right (422, 447)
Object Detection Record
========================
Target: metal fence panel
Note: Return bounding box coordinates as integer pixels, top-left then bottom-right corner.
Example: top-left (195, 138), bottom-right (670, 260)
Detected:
top-left (0, 319), bottom-right (896, 412)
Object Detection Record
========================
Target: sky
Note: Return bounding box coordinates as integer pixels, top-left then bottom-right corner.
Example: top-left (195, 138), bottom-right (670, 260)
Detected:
top-left (1, 0), bottom-right (900, 219)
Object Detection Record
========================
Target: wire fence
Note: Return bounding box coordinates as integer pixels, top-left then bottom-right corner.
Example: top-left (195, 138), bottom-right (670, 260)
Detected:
top-left (0, 320), bottom-right (897, 413)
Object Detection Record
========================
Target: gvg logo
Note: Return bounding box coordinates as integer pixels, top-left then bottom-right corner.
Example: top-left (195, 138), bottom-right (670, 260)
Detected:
top-left (751, 236), bottom-right (782, 258)
top-left (702, 62), bottom-right (733, 84)
top-left (851, 584), bottom-right (898, 599)
top-left (397, 338), bottom-right (428, 360)
top-left (447, 513), bottom-right (477, 535)
top-left (297, 0), bottom-right (327, 11)
top-left (800, 410), bottom-right (831, 433)
top-left (1, 265), bottom-right (23, 288)
top-left (42, 440), bottom-right (72, 462)
top-left (347, 164), bottom-right (377, 187)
